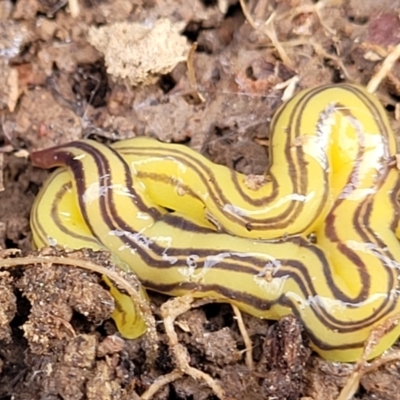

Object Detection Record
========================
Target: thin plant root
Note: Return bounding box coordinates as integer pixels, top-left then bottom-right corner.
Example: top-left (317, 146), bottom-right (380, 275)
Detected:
top-left (239, 0), bottom-right (293, 68)
top-left (231, 304), bottom-right (254, 370)
top-left (336, 312), bottom-right (400, 400)
top-left (239, 0), bottom-right (353, 79)
top-left (141, 369), bottom-right (184, 399)
top-left (0, 153), bottom-right (4, 192)
top-left (160, 295), bottom-right (229, 400)
top-left (0, 252), bottom-right (159, 359)
top-left (275, 0), bottom-right (343, 36)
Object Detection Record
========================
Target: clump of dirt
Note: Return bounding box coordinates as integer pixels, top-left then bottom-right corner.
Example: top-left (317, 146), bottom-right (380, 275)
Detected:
top-left (88, 19), bottom-right (189, 86)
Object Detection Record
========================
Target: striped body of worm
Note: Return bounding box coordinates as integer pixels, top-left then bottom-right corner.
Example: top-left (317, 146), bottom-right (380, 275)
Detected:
top-left (30, 83), bottom-right (400, 362)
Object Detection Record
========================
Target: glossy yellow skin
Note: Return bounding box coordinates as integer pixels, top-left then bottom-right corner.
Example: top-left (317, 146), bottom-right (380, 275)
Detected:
top-left (31, 168), bottom-right (148, 339)
top-left (30, 84), bottom-right (400, 362)
top-left (113, 84), bottom-right (397, 239)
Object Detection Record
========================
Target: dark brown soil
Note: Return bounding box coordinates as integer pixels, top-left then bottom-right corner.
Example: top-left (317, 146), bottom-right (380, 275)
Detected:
top-left (1, 0), bottom-right (400, 399)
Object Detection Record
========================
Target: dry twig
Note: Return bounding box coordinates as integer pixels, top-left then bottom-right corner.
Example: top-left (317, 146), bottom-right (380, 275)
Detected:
top-left (367, 43), bottom-right (400, 94)
top-left (187, 42), bottom-right (205, 103)
top-left (68, 0), bottom-right (80, 18)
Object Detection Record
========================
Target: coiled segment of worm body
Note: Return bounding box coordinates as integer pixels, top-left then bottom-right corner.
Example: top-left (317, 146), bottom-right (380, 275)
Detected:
top-left (113, 84), bottom-right (398, 240)
top-left (30, 83), bottom-right (400, 362)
